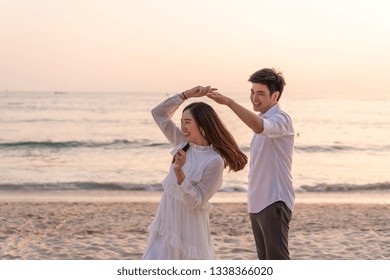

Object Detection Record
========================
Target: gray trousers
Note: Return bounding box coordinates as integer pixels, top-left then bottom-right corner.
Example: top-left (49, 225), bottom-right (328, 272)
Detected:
top-left (249, 201), bottom-right (292, 260)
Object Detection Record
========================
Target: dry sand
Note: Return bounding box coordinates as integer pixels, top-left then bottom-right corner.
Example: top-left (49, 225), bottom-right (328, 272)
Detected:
top-left (0, 191), bottom-right (389, 260)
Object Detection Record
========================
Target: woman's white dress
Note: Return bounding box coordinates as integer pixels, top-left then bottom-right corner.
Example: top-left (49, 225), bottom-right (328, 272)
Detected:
top-left (142, 94), bottom-right (224, 260)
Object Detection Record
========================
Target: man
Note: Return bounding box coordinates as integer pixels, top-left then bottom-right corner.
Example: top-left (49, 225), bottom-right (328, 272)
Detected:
top-left (207, 68), bottom-right (295, 259)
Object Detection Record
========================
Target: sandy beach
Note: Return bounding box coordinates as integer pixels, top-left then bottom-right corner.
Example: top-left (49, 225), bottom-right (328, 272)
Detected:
top-left (0, 191), bottom-right (389, 260)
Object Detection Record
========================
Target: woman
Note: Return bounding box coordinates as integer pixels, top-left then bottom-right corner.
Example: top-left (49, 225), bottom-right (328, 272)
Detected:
top-left (142, 86), bottom-right (247, 260)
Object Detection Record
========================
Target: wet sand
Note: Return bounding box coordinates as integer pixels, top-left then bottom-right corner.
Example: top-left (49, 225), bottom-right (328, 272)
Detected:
top-left (0, 191), bottom-right (389, 260)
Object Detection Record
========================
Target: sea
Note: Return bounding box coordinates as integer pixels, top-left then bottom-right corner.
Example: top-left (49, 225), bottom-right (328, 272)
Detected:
top-left (1, 91), bottom-right (390, 196)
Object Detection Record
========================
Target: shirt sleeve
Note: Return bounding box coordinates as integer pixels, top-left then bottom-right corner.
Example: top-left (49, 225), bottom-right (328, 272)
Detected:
top-left (177, 157), bottom-right (224, 209)
top-left (261, 113), bottom-right (294, 138)
top-left (151, 94), bottom-right (186, 147)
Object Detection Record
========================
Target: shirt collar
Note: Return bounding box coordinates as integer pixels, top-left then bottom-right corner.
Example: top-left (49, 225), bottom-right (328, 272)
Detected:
top-left (260, 103), bottom-right (280, 118)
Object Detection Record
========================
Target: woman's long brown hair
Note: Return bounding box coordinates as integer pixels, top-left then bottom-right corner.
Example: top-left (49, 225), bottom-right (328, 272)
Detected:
top-left (183, 102), bottom-right (247, 172)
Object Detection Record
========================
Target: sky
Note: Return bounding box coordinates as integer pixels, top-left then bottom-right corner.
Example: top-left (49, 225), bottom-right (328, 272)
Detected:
top-left (1, 0), bottom-right (390, 97)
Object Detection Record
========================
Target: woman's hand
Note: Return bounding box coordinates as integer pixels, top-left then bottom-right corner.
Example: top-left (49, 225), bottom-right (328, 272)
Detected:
top-left (173, 149), bottom-right (186, 184)
top-left (173, 149), bottom-right (186, 169)
top-left (183, 86), bottom-right (217, 99)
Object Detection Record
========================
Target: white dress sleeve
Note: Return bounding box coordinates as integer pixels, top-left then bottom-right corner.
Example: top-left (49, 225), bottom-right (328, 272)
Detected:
top-left (177, 157), bottom-right (224, 209)
top-left (151, 94), bottom-right (186, 147)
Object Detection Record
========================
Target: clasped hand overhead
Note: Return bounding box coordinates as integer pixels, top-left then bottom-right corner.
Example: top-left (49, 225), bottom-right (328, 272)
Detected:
top-left (183, 86), bottom-right (218, 99)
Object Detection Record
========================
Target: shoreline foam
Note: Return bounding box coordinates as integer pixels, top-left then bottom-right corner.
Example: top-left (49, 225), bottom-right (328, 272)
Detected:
top-left (0, 190), bottom-right (389, 204)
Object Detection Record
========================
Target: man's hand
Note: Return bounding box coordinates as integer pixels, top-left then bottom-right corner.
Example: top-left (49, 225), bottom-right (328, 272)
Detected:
top-left (206, 91), bottom-right (230, 105)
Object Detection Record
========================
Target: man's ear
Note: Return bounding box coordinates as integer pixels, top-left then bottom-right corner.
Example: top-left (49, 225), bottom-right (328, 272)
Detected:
top-left (272, 91), bottom-right (280, 102)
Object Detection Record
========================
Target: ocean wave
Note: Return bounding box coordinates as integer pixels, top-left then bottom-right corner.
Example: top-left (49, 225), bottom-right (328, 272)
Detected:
top-left (294, 144), bottom-right (390, 153)
top-left (0, 182), bottom-right (163, 191)
top-left (0, 182), bottom-right (389, 193)
top-left (0, 140), bottom-right (170, 150)
top-left (0, 182), bottom-right (246, 192)
top-left (297, 182), bottom-right (390, 192)
top-left (2, 140), bottom-right (388, 154)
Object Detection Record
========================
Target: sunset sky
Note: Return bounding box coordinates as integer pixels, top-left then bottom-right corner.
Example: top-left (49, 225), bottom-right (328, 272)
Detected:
top-left (1, 0), bottom-right (389, 97)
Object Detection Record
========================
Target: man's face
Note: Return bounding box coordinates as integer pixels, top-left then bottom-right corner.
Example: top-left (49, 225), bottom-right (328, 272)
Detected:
top-left (250, 83), bottom-right (279, 114)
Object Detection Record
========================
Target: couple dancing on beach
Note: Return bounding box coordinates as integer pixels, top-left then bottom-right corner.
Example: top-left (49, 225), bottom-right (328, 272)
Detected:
top-left (142, 68), bottom-right (295, 260)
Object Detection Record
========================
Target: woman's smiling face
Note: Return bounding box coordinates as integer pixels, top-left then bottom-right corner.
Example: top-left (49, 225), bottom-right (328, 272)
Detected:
top-left (181, 109), bottom-right (207, 145)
